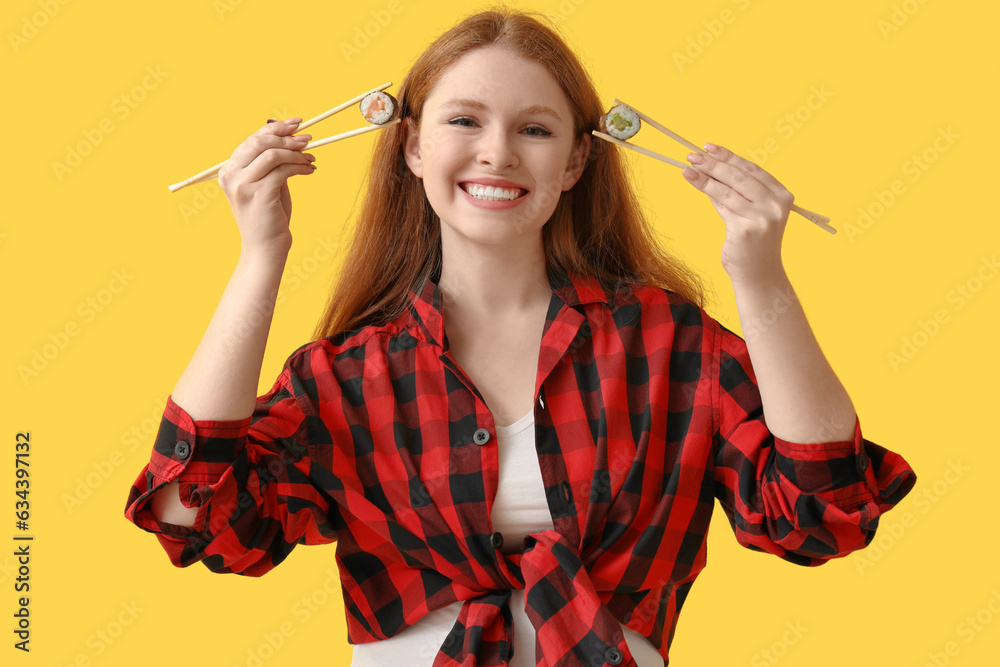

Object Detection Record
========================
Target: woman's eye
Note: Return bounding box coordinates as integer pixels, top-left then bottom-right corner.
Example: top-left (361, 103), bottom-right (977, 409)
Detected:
top-left (446, 118), bottom-right (551, 136)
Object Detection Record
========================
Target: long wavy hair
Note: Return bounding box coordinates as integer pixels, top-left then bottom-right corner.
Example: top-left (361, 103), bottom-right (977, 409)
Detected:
top-left (311, 6), bottom-right (708, 341)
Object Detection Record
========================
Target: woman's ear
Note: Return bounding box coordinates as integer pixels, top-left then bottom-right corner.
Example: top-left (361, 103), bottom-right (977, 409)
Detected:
top-left (561, 132), bottom-right (591, 191)
top-left (402, 117), bottom-right (423, 179)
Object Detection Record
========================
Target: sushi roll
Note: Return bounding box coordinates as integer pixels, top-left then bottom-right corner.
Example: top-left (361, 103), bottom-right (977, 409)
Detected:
top-left (360, 91), bottom-right (400, 124)
top-left (600, 104), bottom-right (641, 140)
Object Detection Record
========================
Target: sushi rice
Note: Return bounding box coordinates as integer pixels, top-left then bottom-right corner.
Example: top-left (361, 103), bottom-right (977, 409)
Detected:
top-left (360, 91), bottom-right (397, 125)
top-left (603, 104), bottom-right (640, 140)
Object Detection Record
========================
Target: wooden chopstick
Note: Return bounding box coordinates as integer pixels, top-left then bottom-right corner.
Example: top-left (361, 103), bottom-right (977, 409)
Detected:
top-left (178, 118), bottom-right (403, 189)
top-left (167, 81), bottom-right (394, 193)
top-left (295, 81), bottom-right (392, 133)
top-left (791, 206), bottom-right (835, 234)
top-left (612, 97), bottom-right (710, 158)
top-left (596, 99), bottom-right (836, 235)
top-left (592, 131), bottom-right (688, 169)
top-left (788, 205), bottom-right (833, 230)
top-left (301, 118), bottom-right (399, 150)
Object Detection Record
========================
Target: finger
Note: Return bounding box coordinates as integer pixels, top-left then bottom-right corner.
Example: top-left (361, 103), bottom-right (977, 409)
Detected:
top-left (224, 117), bottom-right (307, 174)
top-left (681, 165), bottom-right (756, 218)
top-left (685, 150), bottom-right (773, 204)
top-left (257, 160), bottom-right (318, 194)
top-left (242, 147), bottom-right (316, 185)
top-left (701, 143), bottom-right (791, 199)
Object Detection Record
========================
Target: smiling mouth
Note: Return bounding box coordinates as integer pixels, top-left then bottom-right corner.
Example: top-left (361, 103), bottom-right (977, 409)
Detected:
top-left (460, 182), bottom-right (528, 202)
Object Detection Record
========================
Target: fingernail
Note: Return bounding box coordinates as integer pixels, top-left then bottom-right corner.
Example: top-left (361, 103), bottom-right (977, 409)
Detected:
top-left (687, 152), bottom-right (705, 164)
top-left (704, 142), bottom-right (720, 154)
top-left (285, 117), bottom-right (303, 125)
top-left (294, 134), bottom-right (312, 142)
top-left (682, 166), bottom-right (699, 180)
top-left (266, 118), bottom-right (276, 124)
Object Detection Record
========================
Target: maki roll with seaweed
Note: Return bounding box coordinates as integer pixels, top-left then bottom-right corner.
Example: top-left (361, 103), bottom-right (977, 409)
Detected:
top-left (360, 90), bottom-right (400, 124)
top-left (600, 104), bottom-right (641, 140)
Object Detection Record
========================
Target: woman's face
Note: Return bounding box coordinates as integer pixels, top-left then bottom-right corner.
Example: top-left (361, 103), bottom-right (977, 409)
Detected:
top-left (403, 45), bottom-right (590, 248)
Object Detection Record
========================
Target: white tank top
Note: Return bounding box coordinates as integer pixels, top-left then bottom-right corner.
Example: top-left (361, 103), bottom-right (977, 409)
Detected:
top-left (351, 409), bottom-right (663, 666)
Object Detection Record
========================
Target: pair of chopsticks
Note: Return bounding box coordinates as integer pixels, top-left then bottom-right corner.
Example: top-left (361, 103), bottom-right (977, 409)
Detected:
top-left (592, 97), bottom-right (835, 235)
top-left (167, 82), bottom-right (401, 193)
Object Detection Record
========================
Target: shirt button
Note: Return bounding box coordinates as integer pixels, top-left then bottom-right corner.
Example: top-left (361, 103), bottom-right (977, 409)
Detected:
top-left (174, 440), bottom-right (191, 460)
top-left (473, 428), bottom-right (491, 445)
top-left (858, 455), bottom-right (869, 473)
top-left (604, 647), bottom-right (624, 665)
top-left (490, 531), bottom-right (504, 549)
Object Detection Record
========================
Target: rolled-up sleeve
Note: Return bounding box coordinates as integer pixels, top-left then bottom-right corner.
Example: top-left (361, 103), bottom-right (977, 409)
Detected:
top-left (710, 321), bottom-right (917, 566)
top-left (123, 349), bottom-right (341, 576)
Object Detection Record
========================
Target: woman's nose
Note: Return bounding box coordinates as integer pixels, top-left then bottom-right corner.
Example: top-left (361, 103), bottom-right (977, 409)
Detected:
top-left (476, 128), bottom-right (518, 170)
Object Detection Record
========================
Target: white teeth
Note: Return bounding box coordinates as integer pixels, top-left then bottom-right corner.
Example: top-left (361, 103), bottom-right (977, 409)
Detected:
top-left (462, 183), bottom-right (524, 201)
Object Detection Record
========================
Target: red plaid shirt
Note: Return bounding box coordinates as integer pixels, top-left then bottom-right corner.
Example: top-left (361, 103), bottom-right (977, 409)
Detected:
top-left (124, 266), bottom-right (916, 666)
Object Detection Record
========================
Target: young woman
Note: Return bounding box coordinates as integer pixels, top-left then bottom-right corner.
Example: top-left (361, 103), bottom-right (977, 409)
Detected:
top-left (124, 8), bottom-right (916, 666)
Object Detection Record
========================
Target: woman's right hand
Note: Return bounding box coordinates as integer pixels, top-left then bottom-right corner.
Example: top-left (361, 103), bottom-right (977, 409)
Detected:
top-left (218, 117), bottom-right (317, 259)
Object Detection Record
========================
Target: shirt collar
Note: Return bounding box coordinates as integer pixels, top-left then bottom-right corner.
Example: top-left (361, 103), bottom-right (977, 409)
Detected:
top-left (405, 265), bottom-right (620, 349)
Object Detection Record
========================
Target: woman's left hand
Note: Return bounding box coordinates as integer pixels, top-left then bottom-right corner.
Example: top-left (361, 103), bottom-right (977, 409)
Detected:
top-left (681, 143), bottom-right (794, 287)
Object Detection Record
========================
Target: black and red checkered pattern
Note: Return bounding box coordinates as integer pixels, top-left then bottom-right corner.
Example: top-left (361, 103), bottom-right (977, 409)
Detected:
top-left (124, 265), bottom-right (916, 666)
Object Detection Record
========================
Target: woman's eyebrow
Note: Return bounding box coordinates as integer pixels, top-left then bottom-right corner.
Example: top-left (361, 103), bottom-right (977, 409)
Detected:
top-left (440, 98), bottom-right (562, 121)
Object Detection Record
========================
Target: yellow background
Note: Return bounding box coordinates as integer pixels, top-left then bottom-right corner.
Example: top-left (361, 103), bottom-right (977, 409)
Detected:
top-left (2, 0), bottom-right (996, 664)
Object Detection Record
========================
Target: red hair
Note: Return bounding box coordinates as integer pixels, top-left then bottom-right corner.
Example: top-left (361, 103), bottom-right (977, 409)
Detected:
top-left (311, 6), bottom-right (707, 341)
